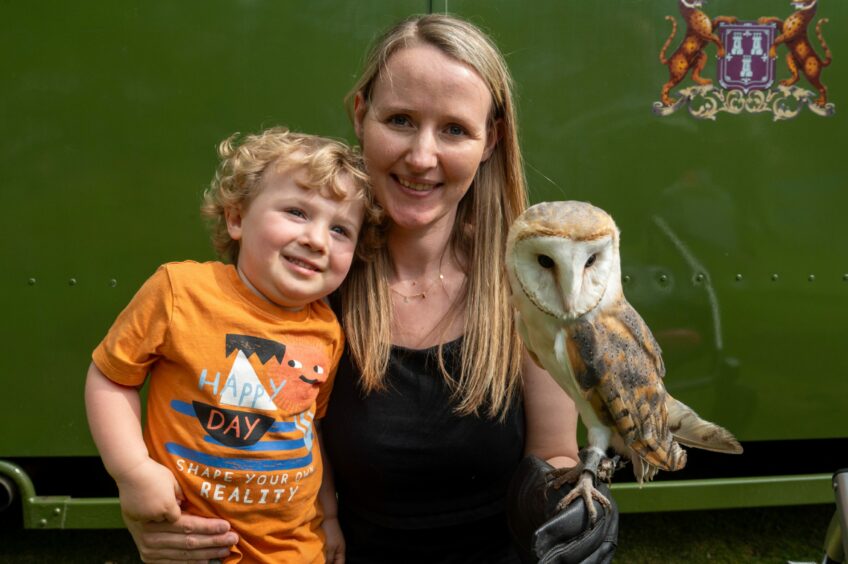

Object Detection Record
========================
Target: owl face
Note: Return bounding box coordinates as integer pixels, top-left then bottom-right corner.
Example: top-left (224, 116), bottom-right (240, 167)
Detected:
top-left (506, 201), bottom-right (620, 322)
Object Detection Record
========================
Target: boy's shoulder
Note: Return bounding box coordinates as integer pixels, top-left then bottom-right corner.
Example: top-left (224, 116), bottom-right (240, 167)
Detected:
top-left (158, 259), bottom-right (228, 274)
top-left (155, 260), bottom-right (231, 279)
top-left (153, 260), bottom-right (234, 295)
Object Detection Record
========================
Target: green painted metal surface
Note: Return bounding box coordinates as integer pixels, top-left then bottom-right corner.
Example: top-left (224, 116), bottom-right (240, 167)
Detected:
top-left (1, 0), bottom-right (426, 458)
top-left (447, 0), bottom-right (848, 441)
top-left (612, 473), bottom-right (833, 514)
top-left (0, 461), bottom-right (122, 528)
top-left (1, 0), bottom-right (846, 527)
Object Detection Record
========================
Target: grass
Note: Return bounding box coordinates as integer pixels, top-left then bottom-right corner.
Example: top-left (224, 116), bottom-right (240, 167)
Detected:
top-left (0, 504), bottom-right (835, 563)
top-left (617, 504), bottom-right (834, 564)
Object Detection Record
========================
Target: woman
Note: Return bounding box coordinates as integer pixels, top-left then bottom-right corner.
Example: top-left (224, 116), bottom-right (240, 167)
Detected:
top-left (322, 14), bottom-right (577, 563)
top-left (125, 14), bottom-right (608, 563)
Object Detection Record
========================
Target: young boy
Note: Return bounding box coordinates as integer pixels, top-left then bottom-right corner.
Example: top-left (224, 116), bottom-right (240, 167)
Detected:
top-left (85, 127), bottom-right (377, 563)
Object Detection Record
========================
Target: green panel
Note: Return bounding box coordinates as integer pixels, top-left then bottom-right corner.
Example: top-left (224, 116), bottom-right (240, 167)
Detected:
top-left (0, 0), bottom-right (426, 457)
top-left (450, 0), bottom-right (848, 442)
top-left (612, 473), bottom-right (833, 513)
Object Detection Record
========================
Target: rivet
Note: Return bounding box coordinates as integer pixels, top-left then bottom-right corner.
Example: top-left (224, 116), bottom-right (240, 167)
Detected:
top-left (843, 274), bottom-right (848, 282)
top-left (27, 278), bottom-right (36, 286)
top-left (38, 518), bottom-right (47, 527)
top-left (694, 273), bottom-right (705, 283)
top-left (808, 274), bottom-right (816, 282)
top-left (659, 274), bottom-right (668, 283)
top-left (68, 278), bottom-right (77, 286)
top-left (735, 274), bottom-right (743, 281)
top-left (771, 274), bottom-right (779, 281)
top-left (53, 507), bottom-right (61, 516)
top-left (109, 278), bottom-right (117, 288)
top-left (623, 275), bottom-right (631, 283)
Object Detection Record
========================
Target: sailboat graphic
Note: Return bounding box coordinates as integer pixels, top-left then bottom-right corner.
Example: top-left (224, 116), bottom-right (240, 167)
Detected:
top-left (165, 333), bottom-right (315, 470)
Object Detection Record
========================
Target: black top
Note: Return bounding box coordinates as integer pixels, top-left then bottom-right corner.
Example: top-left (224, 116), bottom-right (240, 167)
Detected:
top-left (322, 337), bottom-right (525, 563)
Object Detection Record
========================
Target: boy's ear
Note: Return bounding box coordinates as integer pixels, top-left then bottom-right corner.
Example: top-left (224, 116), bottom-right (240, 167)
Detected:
top-left (353, 92), bottom-right (367, 141)
top-left (225, 206), bottom-right (244, 240)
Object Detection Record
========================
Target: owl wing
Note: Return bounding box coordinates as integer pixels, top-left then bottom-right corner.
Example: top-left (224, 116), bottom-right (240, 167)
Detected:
top-left (566, 298), bottom-right (684, 472)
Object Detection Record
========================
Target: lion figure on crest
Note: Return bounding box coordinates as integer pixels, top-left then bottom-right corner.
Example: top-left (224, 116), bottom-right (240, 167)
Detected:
top-left (659, 0), bottom-right (737, 106)
top-left (759, 0), bottom-right (832, 107)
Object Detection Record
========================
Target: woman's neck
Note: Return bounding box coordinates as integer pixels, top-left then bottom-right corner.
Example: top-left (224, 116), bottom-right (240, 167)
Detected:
top-left (386, 224), bottom-right (455, 282)
top-left (385, 222), bottom-right (468, 348)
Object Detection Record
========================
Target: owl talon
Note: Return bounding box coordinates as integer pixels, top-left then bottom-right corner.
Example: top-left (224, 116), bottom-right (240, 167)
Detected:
top-left (597, 455), bottom-right (621, 483)
top-left (555, 471), bottom-right (611, 524)
top-left (547, 462), bottom-right (584, 490)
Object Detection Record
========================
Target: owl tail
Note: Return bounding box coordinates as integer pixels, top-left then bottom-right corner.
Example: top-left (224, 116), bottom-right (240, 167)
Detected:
top-left (666, 396), bottom-right (744, 454)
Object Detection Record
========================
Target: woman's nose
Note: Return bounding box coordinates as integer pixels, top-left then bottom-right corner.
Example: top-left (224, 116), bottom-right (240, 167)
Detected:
top-left (405, 129), bottom-right (438, 170)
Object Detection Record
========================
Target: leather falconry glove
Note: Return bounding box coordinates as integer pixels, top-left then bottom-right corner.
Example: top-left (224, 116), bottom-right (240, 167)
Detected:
top-left (507, 455), bottom-right (618, 564)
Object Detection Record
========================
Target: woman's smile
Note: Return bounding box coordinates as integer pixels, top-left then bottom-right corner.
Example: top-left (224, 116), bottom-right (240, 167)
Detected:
top-left (355, 43), bottom-right (496, 234)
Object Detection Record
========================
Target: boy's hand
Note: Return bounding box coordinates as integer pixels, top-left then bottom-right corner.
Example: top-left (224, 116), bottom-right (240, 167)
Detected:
top-left (322, 516), bottom-right (346, 563)
top-left (115, 458), bottom-right (183, 523)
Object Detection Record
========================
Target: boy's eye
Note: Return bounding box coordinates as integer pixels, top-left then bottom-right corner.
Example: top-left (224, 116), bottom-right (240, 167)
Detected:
top-left (331, 225), bottom-right (350, 237)
top-left (286, 208), bottom-right (306, 219)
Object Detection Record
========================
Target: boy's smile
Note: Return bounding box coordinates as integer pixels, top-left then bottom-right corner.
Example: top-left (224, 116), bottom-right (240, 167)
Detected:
top-left (226, 162), bottom-right (365, 310)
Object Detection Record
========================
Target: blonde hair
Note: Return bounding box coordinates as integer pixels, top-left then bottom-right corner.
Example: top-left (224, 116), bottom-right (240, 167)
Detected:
top-left (341, 14), bottom-right (527, 419)
top-left (202, 126), bottom-right (380, 264)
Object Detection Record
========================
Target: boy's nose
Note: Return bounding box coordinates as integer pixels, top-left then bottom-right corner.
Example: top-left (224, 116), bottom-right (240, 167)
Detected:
top-left (300, 223), bottom-right (329, 253)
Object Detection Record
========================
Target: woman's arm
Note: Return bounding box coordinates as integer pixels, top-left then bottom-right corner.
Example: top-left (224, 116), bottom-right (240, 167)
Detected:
top-left (520, 352), bottom-right (580, 468)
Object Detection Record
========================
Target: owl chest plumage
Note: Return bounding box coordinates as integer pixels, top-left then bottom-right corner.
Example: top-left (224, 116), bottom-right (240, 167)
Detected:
top-left (517, 293), bottom-right (682, 471)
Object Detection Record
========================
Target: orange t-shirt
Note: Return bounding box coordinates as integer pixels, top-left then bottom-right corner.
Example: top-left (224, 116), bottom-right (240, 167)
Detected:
top-left (93, 261), bottom-right (343, 563)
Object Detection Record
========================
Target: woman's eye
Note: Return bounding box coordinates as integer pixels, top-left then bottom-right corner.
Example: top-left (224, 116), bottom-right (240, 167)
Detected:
top-left (388, 115), bottom-right (411, 127)
top-left (585, 254), bottom-right (597, 268)
top-left (446, 124), bottom-right (466, 136)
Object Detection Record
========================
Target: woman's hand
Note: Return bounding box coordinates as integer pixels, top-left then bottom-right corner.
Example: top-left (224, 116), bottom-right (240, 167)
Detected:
top-left (124, 513), bottom-right (238, 563)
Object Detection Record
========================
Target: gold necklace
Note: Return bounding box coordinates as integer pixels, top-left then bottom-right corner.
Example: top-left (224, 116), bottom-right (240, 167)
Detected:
top-left (390, 272), bottom-right (445, 303)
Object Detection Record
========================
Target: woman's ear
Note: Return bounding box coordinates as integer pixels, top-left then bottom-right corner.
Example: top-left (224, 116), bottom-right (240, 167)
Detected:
top-left (225, 206), bottom-right (244, 241)
top-left (482, 118), bottom-right (503, 162)
top-left (353, 92), bottom-right (367, 141)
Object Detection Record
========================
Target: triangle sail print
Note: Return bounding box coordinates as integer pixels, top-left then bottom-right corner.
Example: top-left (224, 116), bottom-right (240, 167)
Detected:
top-left (220, 350), bottom-right (277, 411)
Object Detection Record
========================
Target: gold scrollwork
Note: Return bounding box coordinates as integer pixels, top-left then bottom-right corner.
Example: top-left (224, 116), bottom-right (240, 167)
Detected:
top-left (652, 85), bottom-right (836, 121)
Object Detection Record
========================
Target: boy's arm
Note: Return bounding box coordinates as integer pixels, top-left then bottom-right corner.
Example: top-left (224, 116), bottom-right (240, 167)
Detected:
top-left (316, 424), bottom-right (345, 563)
top-left (84, 361), bottom-right (182, 523)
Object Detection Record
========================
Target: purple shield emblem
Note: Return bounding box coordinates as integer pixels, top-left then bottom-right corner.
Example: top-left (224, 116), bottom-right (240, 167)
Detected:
top-left (717, 22), bottom-right (776, 92)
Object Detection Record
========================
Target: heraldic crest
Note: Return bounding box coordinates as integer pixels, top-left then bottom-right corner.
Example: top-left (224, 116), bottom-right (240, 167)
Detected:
top-left (653, 0), bottom-right (834, 120)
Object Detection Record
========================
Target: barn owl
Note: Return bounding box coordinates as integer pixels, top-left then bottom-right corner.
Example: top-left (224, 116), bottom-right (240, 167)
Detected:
top-left (506, 201), bottom-right (742, 521)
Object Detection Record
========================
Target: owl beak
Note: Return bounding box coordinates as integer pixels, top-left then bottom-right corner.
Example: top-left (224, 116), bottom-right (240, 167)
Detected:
top-left (559, 270), bottom-right (582, 316)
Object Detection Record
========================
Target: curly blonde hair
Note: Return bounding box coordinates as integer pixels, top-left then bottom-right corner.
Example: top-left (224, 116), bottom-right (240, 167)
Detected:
top-left (202, 126), bottom-right (381, 264)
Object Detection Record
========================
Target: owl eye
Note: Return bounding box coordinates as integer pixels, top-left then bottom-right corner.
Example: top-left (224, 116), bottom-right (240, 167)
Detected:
top-left (537, 254), bottom-right (555, 269)
top-left (585, 254), bottom-right (597, 268)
